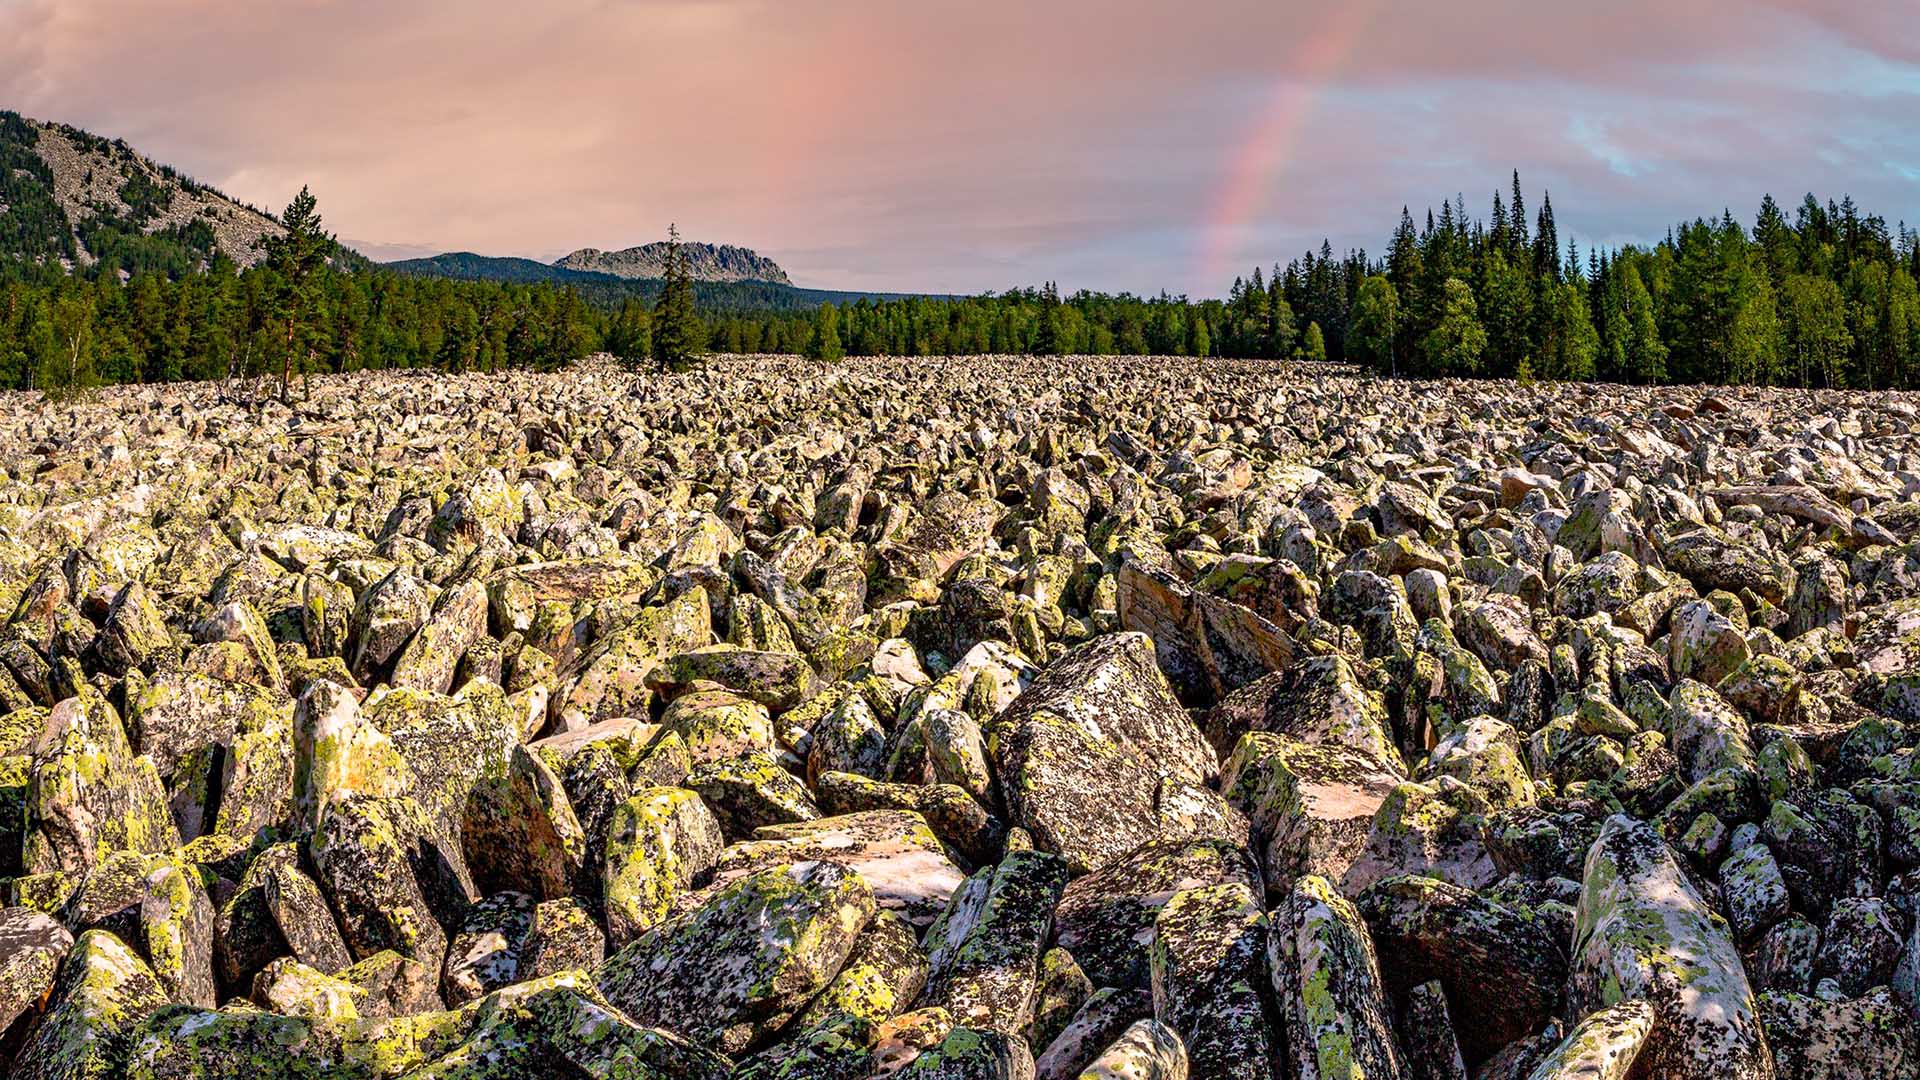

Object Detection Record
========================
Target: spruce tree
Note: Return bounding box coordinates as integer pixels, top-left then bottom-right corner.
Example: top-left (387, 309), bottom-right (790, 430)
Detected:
top-left (650, 224), bottom-right (704, 372)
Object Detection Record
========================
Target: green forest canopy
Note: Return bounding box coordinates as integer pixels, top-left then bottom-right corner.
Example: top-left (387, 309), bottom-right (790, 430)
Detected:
top-left (2, 175), bottom-right (1917, 393)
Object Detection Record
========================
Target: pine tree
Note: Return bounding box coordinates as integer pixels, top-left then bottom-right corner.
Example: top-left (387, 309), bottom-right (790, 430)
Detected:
top-left (256, 185), bottom-right (336, 402)
top-left (651, 223), bottom-right (704, 372)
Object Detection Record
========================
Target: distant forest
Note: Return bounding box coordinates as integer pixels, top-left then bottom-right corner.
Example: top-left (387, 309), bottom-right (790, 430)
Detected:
top-left (1, 175), bottom-right (1917, 393)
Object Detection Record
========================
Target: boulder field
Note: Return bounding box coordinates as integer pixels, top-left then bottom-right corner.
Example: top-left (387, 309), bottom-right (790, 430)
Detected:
top-left (1, 353), bottom-right (1919, 1078)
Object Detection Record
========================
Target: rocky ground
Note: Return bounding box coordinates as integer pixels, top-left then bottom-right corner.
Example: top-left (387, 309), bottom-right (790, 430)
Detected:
top-left (1, 354), bottom-right (1918, 1080)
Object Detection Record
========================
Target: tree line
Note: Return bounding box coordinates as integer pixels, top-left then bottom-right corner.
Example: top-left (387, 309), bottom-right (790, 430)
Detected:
top-left (713, 178), bottom-right (1920, 390)
top-left (5, 178), bottom-right (1917, 395)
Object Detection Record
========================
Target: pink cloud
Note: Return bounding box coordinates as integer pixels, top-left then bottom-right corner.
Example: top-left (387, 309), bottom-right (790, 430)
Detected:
top-left (1, 0), bottom-right (1914, 294)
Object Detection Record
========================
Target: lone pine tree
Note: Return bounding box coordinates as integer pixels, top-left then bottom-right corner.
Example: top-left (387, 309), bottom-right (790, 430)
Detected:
top-left (256, 185), bottom-right (335, 402)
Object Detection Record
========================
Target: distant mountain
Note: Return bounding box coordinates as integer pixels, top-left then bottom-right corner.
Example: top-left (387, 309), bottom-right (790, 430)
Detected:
top-left (0, 111), bottom-right (286, 275)
top-left (554, 241), bottom-right (791, 285)
top-left (383, 252), bottom-right (624, 285)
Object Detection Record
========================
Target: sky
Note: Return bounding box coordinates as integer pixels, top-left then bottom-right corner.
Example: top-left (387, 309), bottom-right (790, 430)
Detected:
top-left (2, 0), bottom-right (1917, 297)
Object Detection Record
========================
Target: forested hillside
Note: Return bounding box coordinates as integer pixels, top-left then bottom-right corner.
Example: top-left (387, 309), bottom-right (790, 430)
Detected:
top-left (0, 111), bottom-right (289, 278)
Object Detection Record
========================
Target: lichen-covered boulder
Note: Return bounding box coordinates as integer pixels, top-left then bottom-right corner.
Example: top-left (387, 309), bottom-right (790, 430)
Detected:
top-left (349, 568), bottom-right (430, 685)
top-left (1117, 559), bottom-right (1293, 705)
top-left (361, 680), bottom-right (520, 827)
top-left (1033, 988), bottom-right (1153, 1080)
top-left (1270, 875), bottom-right (1401, 1080)
top-left (90, 583), bottom-right (171, 678)
top-left (461, 742), bottom-right (586, 901)
top-left (1456, 599), bottom-right (1550, 673)
top-left (795, 908), bottom-right (928, 1029)
top-left (402, 970), bottom-right (732, 1080)
top-left (23, 689), bottom-right (178, 875)
top-left (896, 1026), bottom-right (1035, 1080)
top-left (388, 578), bottom-right (488, 694)
top-left (1221, 732), bottom-right (1400, 901)
top-left (309, 792), bottom-right (474, 978)
top-left (11, 929), bottom-right (170, 1080)
top-left (1663, 680), bottom-right (1757, 784)
top-left (1669, 599), bottom-right (1752, 687)
top-left (648, 645), bottom-right (818, 712)
top-left (0, 906), bottom-right (72, 1040)
top-left (1075, 1020), bottom-right (1188, 1080)
top-left (1400, 980), bottom-right (1467, 1080)
top-left (1202, 653), bottom-right (1398, 769)
top-left (1052, 838), bottom-right (1258, 991)
top-left (601, 784), bottom-right (724, 946)
top-left (291, 678), bottom-right (413, 832)
top-left (1719, 842), bottom-right (1792, 943)
top-left (440, 890), bottom-right (535, 1006)
top-left (921, 849), bottom-right (1070, 1035)
top-left (660, 688), bottom-right (775, 768)
top-left (548, 584), bottom-right (712, 731)
top-left (122, 1005), bottom-right (331, 1080)
top-left (1355, 874), bottom-right (1566, 1064)
top-left (1662, 527), bottom-right (1791, 605)
top-left (59, 850), bottom-right (216, 1007)
top-left (814, 771), bottom-right (1006, 868)
top-left (594, 859), bottom-right (874, 1054)
top-left (215, 842), bottom-right (351, 991)
top-left (1342, 779), bottom-right (1499, 895)
top-left (1149, 881), bottom-right (1279, 1080)
top-left (684, 749), bottom-right (820, 839)
top-left (806, 692), bottom-right (888, 785)
top-left (874, 1007), bottom-right (958, 1077)
top-left (1025, 947), bottom-right (1091, 1056)
top-left (989, 633), bottom-right (1217, 874)
top-left (732, 1011), bottom-right (876, 1080)
top-left (1814, 897), bottom-right (1903, 996)
top-left (1522, 999), bottom-right (1655, 1080)
top-left (707, 809), bottom-right (964, 929)
top-left (1567, 815), bottom-right (1773, 1080)
top-left (1421, 717), bottom-right (1536, 809)
top-left (1759, 987), bottom-right (1915, 1080)
top-left (519, 896), bottom-right (606, 981)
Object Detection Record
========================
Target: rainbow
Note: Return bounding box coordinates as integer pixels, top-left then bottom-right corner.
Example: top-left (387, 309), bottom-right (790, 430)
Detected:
top-left (1197, 1), bottom-right (1379, 292)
